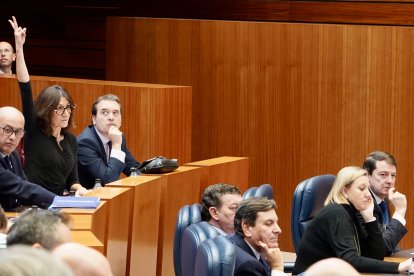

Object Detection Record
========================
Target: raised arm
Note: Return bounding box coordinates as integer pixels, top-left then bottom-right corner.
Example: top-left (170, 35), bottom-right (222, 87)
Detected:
top-left (9, 16), bottom-right (29, 83)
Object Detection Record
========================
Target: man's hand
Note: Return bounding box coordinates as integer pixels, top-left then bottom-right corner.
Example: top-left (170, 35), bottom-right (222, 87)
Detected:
top-left (359, 195), bottom-right (375, 222)
top-left (259, 241), bottom-right (283, 272)
top-left (8, 16), bottom-right (26, 48)
top-left (388, 187), bottom-right (407, 218)
top-left (108, 125), bottom-right (123, 150)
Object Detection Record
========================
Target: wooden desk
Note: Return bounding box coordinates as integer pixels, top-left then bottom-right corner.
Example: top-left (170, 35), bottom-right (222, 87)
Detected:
top-left (107, 175), bottom-right (164, 276)
top-left (59, 201), bottom-right (108, 245)
top-left (184, 156), bottom-right (249, 195)
top-left (71, 230), bottom-right (104, 253)
top-left (150, 166), bottom-right (202, 276)
top-left (86, 187), bottom-right (133, 276)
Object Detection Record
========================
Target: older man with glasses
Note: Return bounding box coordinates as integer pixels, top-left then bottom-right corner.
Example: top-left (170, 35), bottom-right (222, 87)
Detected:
top-left (0, 106), bottom-right (55, 210)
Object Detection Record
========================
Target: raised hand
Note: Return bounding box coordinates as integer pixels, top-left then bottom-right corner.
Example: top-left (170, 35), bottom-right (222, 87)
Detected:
top-left (8, 16), bottom-right (26, 48)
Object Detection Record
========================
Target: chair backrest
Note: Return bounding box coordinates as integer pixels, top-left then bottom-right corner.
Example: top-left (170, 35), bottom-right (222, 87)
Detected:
top-left (291, 174), bottom-right (335, 252)
top-left (242, 184), bottom-right (274, 200)
top-left (173, 203), bottom-right (201, 276)
top-left (194, 235), bottom-right (236, 276)
top-left (180, 221), bottom-right (220, 276)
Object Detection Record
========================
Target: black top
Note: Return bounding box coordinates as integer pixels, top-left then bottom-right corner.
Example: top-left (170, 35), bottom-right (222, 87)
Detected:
top-left (19, 81), bottom-right (79, 195)
top-left (292, 203), bottom-right (399, 274)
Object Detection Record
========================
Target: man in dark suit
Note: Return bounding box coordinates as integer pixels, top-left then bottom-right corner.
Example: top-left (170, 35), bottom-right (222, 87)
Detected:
top-left (363, 151), bottom-right (408, 256)
top-left (0, 106), bottom-right (55, 210)
top-left (228, 198), bottom-right (285, 276)
top-left (77, 94), bottom-right (140, 188)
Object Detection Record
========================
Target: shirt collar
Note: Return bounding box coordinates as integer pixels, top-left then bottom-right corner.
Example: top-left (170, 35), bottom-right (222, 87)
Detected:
top-left (210, 225), bottom-right (228, 236)
top-left (94, 126), bottom-right (110, 145)
top-left (245, 239), bottom-right (261, 260)
top-left (370, 188), bottom-right (383, 205)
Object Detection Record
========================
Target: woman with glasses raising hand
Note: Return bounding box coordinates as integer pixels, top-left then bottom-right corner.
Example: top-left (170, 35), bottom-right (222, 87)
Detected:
top-left (10, 16), bottom-right (88, 196)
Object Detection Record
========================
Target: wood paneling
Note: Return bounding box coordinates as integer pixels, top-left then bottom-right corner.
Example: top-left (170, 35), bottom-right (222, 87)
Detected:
top-left (0, 75), bottom-right (192, 164)
top-left (107, 17), bottom-right (414, 252)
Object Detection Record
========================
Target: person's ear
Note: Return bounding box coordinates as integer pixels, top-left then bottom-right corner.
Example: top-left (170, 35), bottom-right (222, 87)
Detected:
top-left (241, 221), bottom-right (252, 237)
top-left (342, 187), bottom-right (349, 199)
top-left (92, 115), bottom-right (96, 125)
top-left (209, 207), bottom-right (219, 220)
top-left (12, 53), bottom-right (16, 62)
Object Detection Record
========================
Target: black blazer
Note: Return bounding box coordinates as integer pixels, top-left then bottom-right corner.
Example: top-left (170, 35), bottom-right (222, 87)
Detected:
top-left (228, 233), bottom-right (271, 276)
top-left (77, 125), bottom-right (140, 188)
top-left (0, 151), bottom-right (55, 210)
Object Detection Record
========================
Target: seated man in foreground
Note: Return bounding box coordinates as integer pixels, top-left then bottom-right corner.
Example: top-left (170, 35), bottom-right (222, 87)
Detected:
top-left (7, 209), bottom-right (72, 250)
top-left (228, 197), bottom-right (285, 276)
top-left (77, 94), bottom-right (141, 188)
top-left (0, 106), bottom-right (55, 210)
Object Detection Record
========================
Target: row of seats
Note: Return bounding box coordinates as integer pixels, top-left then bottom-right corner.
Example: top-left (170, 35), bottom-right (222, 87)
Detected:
top-left (174, 175), bottom-right (336, 276)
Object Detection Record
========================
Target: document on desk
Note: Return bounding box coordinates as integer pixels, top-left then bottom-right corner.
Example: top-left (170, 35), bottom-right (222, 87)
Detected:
top-left (49, 196), bottom-right (100, 209)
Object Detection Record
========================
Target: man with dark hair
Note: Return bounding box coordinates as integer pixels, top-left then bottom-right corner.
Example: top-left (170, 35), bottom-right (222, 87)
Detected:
top-left (229, 197), bottom-right (285, 276)
top-left (0, 106), bottom-right (55, 210)
top-left (7, 209), bottom-right (72, 250)
top-left (0, 41), bottom-right (15, 75)
top-left (201, 183), bottom-right (242, 235)
top-left (77, 94), bottom-right (140, 188)
top-left (363, 151), bottom-right (407, 255)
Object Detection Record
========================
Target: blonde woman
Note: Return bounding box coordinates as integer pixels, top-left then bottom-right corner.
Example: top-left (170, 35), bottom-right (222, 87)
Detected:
top-left (292, 166), bottom-right (412, 274)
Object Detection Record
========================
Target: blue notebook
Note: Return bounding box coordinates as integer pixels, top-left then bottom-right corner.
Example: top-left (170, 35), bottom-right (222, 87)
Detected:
top-left (48, 196), bottom-right (100, 210)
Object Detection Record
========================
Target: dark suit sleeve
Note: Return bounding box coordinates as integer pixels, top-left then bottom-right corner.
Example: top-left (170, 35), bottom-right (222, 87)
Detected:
top-left (236, 260), bottom-right (268, 276)
top-left (0, 167), bottom-right (55, 209)
top-left (383, 218), bottom-right (408, 255)
top-left (77, 134), bottom-right (127, 186)
top-left (373, 201), bottom-right (407, 256)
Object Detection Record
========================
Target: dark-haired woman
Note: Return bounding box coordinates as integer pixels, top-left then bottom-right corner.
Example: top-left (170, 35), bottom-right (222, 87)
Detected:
top-left (11, 16), bottom-right (88, 196)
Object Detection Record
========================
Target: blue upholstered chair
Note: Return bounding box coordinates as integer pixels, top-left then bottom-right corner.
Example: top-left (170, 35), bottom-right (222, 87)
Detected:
top-left (291, 174), bottom-right (336, 252)
top-left (180, 221), bottom-right (220, 276)
top-left (173, 203), bottom-right (202, 276)
top-left (242, 184), bottom-right (274, 200)
top-left (194, 235), bottom-right (236, 276)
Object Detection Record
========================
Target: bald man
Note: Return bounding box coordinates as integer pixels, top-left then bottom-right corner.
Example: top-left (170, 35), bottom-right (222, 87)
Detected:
top-left (0, 41), bottom-right (15, 75)
top-left (305, 258), bottom-right (360, 276)
top-left (53, 242), bottom-right (113, 276)
top-left (0, 106), bottom-right (55, 210)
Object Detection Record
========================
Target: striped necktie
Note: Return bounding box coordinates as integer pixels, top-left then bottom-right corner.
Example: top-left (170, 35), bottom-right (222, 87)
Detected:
top-left (4, 156), bottom-right (13, 172)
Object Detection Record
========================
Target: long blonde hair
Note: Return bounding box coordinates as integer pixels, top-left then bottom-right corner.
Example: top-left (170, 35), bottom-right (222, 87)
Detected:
top-left (324, 166), bottom-right (368, 206)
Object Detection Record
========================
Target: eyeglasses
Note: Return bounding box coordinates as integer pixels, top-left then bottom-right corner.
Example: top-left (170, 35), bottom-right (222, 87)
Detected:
top-left (0, 49), bottom-right (12, 55)
top-left (0, 126), bottom-right (25, 138)
top-left (54, 104), bottom-right (75, 115)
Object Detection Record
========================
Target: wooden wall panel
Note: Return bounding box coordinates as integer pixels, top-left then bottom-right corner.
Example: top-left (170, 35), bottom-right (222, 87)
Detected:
top-left (107, 17), bottom-right (414, 252)
top-left (0, 75), bottom-right (192, 166)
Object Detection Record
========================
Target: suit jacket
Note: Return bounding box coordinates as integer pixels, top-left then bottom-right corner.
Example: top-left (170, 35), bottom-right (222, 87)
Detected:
top-left (371, 191), bottom-right (407, 256)
top-left (0, 151), bottom-right (55, 210)
top-left (77, 125), bottom-right (140, 188)
top-left (228, 233), bottom-right (271, 276)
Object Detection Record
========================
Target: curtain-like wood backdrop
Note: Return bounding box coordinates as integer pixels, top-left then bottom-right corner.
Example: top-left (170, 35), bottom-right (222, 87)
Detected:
top-left (107, 17), bottom-right (414, 252)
